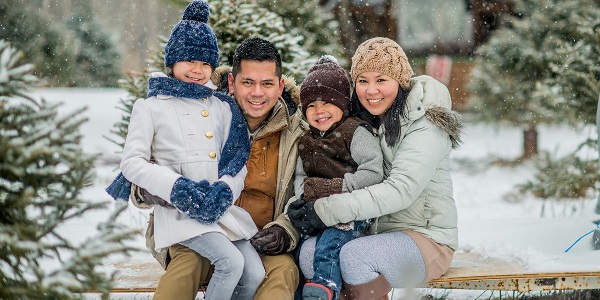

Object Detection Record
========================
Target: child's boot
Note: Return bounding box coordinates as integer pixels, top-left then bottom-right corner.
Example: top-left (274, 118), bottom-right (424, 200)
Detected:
top-left (303, 282), bottom-right (333, 300)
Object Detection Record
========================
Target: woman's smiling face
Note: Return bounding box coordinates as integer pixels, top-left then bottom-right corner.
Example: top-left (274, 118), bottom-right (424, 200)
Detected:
top-left (354, 72), bottom-right (399, 116)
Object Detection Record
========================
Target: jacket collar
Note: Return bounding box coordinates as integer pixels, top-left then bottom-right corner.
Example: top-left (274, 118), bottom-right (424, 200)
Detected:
top-left (249, 100), bottom-right (288, 141)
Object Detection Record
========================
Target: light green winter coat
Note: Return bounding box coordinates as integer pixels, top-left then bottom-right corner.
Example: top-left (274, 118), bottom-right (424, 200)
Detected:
top-left (314, 75), bottom-right (462, 250)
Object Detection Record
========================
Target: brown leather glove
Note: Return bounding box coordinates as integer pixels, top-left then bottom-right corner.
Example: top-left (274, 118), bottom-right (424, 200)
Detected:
top-left (302, 177), bottom-right (343, 202)
top-left (130, 183), bottom-right (172, 208)
top-left (250, 225), bottom-right (291, 255)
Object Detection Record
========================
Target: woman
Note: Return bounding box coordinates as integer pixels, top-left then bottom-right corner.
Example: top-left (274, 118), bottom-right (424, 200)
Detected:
top-left (288, 37), bottom-right (463, 300)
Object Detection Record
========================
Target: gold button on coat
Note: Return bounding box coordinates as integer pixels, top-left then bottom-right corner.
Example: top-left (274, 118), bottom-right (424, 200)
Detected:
top-left (205, 131), bottom-right (213, 139)
top-left (201, 110), bottom-right (209, 117)
top-left (201, 97), bottom-right (207, 101)
top-left (209, 152), bottom-right (217, 159)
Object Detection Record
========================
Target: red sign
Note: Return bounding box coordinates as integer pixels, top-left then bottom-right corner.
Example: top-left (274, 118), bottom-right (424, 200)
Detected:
top-left (426, 55), bottom-right (452, 85)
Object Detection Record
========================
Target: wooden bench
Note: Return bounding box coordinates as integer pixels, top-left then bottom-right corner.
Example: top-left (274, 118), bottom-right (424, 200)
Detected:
top-left (428, 252), bottom-right (600, 292)
top-left (101, 252), bottom-right (600, 294)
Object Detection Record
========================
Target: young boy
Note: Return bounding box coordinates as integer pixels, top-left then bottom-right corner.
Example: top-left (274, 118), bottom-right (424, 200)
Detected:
top-left (288, 56), bottom-right (384, 300)
top-left (108, 1), bottom-right (264, 299)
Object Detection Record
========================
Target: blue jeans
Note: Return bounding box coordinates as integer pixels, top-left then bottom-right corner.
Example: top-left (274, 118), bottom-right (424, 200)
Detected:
top-left (180, 232), bottom-right (265, 300)
top-left (311, 221), bottom-right (367, 299)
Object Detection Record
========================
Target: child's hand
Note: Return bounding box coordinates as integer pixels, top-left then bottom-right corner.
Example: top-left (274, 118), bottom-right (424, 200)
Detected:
top-left (169, 177), bottom-right (233, 224)
top-left (287, 199), bottom-right (327, 236)
top-left (303, 177), bottom-right (343, 202)
top-left (105, 172), bottom-right (131, 201)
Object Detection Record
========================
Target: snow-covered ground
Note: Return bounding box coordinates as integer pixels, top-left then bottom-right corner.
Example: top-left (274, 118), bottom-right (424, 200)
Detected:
top-left (29, 88), bottom-right (600, 299)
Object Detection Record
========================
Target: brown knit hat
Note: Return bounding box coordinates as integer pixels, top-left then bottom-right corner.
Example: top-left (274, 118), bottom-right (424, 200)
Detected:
top-left (351, 37), bottom-right (413, 90)
top-left (300, 55), bottom-right (351, 117)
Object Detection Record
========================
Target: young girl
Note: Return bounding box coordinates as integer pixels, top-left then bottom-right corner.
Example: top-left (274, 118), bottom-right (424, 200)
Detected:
top-left (288, 37), bottom-right (463, 300)
top-left (111, 1), bottom-right (264, 299)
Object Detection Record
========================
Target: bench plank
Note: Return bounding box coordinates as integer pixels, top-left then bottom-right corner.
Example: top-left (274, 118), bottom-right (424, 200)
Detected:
top-left (101, 252), bottom-right (600, 293)
top-left (427, 252), bottom-right (600, 292)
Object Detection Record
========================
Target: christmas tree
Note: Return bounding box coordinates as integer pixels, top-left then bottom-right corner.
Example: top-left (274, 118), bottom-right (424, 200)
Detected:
top-left (255, 0), bottom-right (344, 62)
top-left (0, 40), bottom-right (139, 299)
top-left (0, 2), bottom-right (75, 86)
top-left (468, 0), bottom-right (600, 201)
top-left (467, 0), bottom-right (600, 158)
top-left (208, 0), bottom-right (313, 80)
top-left (64, 2), bottom-right (122, 87)
top-left (0, 2), bottom-right (122, 87)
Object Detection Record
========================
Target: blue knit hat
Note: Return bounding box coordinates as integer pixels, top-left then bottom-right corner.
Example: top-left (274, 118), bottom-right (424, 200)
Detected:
top-left (164, 0), bottom-right (219, 69)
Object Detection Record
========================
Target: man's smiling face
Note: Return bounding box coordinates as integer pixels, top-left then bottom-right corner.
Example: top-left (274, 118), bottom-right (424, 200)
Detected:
top-left (229, 60), bottom-right (284, 130)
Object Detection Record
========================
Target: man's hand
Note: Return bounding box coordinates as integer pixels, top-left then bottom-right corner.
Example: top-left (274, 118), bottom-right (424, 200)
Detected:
top-left (287, 199), bottom-right (327, 236)
top-left (250, 226), bottom-right (291, 255)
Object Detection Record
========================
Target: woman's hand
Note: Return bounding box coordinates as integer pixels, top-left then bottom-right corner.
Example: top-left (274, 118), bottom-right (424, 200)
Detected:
top-left (287, 199), bottom-right (327, 236)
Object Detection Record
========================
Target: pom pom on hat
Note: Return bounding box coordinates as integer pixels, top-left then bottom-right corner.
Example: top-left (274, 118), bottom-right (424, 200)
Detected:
top-left (351, 37), bottom-right (413, 90)
top-left (182, 0), bottom-right (209, 22)
top-left (300, 55), bottom-right (351, 117)
top-left (164, 0), bottom-right (219, 69)
top-left (311, 55), bottom-right (338, 68)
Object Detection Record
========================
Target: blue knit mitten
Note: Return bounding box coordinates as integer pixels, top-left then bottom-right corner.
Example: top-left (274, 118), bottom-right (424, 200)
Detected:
top-left (170, 177), bottom-right (233, 224)
top-left (105, 172), bottom-right (131, 201)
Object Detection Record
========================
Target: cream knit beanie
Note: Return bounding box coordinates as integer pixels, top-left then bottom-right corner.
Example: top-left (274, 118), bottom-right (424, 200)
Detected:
top-left (350, 37), bottom-right (413, 90)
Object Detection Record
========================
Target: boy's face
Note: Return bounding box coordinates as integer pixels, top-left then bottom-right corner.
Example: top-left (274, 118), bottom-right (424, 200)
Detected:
top-left (172, 60), bottom-right (212, 85)
top-left (228, 60), bottom-right (284, 130)
top-left (304, 100), bottom-right (343, 132)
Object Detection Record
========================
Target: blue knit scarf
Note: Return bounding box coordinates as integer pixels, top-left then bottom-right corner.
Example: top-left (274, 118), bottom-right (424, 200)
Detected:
top-left (106, 76), bottom-right (250, 201)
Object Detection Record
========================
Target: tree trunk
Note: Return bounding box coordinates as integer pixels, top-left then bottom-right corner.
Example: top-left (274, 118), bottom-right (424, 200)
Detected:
top-left (336, 0), bottom-right (361, 63)
top-left (333, 0), bottom-right (397, 63)
top-left (522, 123), bottom-right (538, 158)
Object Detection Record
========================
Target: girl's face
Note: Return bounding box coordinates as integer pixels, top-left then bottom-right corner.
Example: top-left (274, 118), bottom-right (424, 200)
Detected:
top-left (172, 60), bottom-right (212, 85)
top-left (355, 72), bottom-right (399, 116)
top-left (304, 100), bottom-right (344, 132)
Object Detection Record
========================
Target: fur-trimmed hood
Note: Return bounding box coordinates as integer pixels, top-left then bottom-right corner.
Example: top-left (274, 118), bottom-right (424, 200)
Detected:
top-left (425, 107), bottom-right (463, 149)
top-left (211, 65), bottom-right (301, 115)
top-left (409, 75), bottom-right (463, 149)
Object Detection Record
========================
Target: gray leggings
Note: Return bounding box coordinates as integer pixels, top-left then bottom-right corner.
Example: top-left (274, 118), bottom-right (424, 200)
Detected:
top-left (299, 231), bottom-right (426, 287)
top-left (180, 232), bottom-right (265, 300)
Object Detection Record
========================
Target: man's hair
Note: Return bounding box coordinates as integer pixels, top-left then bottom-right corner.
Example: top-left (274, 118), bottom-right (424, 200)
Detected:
top-left (232, 37), bottom-right (282, 79)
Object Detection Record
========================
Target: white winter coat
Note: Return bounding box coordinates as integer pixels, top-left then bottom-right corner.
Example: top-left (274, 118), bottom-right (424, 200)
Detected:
top-left (120, 75), bottom-right (256, 250)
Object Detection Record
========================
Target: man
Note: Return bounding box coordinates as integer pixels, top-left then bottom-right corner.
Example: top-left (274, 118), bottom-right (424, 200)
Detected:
top-left (138, 37), bottom-right (308, 299)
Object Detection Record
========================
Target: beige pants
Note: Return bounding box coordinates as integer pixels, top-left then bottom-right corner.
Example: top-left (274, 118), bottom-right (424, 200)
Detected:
top-left (153, 244), bottom-right (299, 300)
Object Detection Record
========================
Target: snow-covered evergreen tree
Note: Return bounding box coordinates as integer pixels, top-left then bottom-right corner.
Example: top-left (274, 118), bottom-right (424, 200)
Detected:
top-left (0, 2), bottom-right (75, 86)
top-left (0, 40), bottom-right (139, 299)
top-left (105, 39), bottom-right (164, 151)
top-left (0, 2), bottom-right (123, 87)
top-left (208, 0), bottom-right (313, 81)
top-left (533, 1), bottom-right (600, 125)
top-left (255, 0), bottom-right (344, 62)
top-left (515, 140), bottom-right (600, 202)
top-left (64, 2), bottom-right (122, 87)
top-left (469, 0), bottom-right (600, 200)
top-left (467, 0), bottom-right (600, 157)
